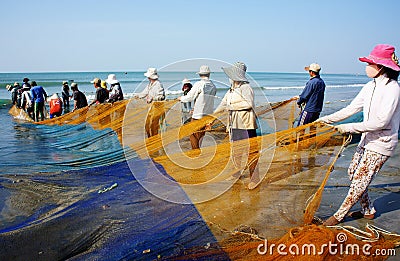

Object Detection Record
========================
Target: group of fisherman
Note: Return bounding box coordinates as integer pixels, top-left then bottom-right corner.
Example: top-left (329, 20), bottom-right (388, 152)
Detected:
top-left (5, 43), bottom-right (400, 226)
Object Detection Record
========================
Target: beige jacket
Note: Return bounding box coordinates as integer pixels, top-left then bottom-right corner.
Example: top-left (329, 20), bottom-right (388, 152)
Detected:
top-left (137, 80), bottom-right (165, 102)
top-left (215, 82), bottom-right (257, 130)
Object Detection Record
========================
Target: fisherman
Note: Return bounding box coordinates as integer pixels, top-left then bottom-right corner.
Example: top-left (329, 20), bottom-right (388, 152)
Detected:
top-left (318, 44), bottom-right (400, 226)
top-left (22, 77), bottom-right (30, 88)
top-left (61, 81), bottom-right (71, 111)
top-left (20, 84), bottom-right (34, 119)
top-left (106, 74), bottom-right (124, 102)
top-left (135, 68), bottom-right (166, 137)
top-left (136, 68), bottom-right (165, 103)
top-left (12, 82), bottom-right (22, 107)
top-left (180, 78), bottom-right (193, 113)
top-left (89, 78), bottom-right (109, 106)
top-left (30, 81), bottom-right (48, 122)
top-left (296, 63), bottom-right (326, 125)
top-left (8, 82), bottom-right (20, 106)
top-left (178, 66), bottom-right (217, 149)
top-left (215, 62), bottom-right (260, 190)
top-left (49, 93), bottom-right (63, 119)
top-left (71, 82), bottom-right (88, 112)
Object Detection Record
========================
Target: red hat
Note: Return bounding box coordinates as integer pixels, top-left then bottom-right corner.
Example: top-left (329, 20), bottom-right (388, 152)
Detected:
top-left (359, 44), bottom-right (400, 71)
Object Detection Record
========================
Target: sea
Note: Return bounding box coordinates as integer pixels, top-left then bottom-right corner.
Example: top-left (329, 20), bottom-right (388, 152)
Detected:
top-left (0, 71), bottom-right (386, 260)
top-left (0, 71), bottom-right (368, 103)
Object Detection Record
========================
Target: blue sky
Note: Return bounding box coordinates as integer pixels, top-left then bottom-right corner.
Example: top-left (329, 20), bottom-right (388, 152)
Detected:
top-left (1, 0), bottom-right (399, 73)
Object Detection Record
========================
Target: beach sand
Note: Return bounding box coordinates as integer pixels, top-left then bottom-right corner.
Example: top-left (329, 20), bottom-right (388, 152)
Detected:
top-left (2, 140), bottom-right (399, 258)
top-left (1, 103), bottom-right (399, 259)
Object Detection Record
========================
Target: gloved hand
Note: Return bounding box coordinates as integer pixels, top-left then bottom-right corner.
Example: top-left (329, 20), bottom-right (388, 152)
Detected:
top-left (335, 124), bottom-right (348, 134)
top-left (315, 118), bottom-right (326, 123)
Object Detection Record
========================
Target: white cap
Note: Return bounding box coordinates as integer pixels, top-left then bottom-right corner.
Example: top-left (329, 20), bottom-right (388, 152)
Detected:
top-left (304, 63), bottom-right (321, 73)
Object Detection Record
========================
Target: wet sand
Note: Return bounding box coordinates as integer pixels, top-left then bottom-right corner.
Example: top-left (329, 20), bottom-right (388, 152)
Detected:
top-left (317, 143), bottom-right (400, 257)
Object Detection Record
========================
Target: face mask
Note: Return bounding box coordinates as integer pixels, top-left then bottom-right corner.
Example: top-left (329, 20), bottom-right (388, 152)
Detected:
top-left (365, 64), bottom-right (382, 78)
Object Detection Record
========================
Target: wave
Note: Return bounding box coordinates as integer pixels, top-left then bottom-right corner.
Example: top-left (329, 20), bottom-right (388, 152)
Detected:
top-left (0, 99), bottom-right (11, 106)
top-left (262, 83), bottom-right (364, 90)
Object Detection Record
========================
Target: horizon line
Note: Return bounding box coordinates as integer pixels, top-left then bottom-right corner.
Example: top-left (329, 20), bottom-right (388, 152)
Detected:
top-left (0, 70), bottom-right (364, 76)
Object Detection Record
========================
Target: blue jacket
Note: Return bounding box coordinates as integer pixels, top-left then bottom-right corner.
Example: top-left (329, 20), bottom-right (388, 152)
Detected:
top-left (297, 76), bottom-right (325, 113)
top-left (31, 86), bottom-right (47, 103)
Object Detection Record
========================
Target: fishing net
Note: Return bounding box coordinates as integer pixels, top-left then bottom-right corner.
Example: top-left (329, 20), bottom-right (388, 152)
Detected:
top-left (6, 97), bottom-right (399, 260)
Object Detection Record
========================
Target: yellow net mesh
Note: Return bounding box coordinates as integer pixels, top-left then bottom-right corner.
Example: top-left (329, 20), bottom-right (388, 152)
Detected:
top-left (8, 97), bottom-right (399, 260)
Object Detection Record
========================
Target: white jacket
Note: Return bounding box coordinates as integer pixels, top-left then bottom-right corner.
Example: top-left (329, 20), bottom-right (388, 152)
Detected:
top-left (215, 82), bottom-right (258, 130)
top-left (319, 74), bottom-right (400, 156)
top-left (180, 77), bottom-right (216, 119)
top-left (21, 90), bottom-right (32, 108)
top-left (137, 80), bottom-right (165, 102)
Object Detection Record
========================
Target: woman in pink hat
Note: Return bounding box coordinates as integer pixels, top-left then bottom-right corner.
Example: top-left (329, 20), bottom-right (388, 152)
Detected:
top-left (317, 44), bottom-right (400, 226)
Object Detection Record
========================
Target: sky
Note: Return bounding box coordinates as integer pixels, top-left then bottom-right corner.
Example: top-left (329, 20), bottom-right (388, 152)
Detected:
top-left (1, 0), bottom-right (399, 74)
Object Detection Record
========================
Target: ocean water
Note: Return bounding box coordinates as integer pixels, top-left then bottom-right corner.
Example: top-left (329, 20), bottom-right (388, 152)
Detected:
top-left (0, 71), bottom-right (378, 260)
top-left (0, 71), bottom-right (368, 102)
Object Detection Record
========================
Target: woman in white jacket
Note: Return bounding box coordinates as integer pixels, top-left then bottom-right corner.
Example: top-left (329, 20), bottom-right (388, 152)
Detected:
top-left (320, 44), bottom-right (400, 226)
top-left (215, 62), bottom-right (260, 190)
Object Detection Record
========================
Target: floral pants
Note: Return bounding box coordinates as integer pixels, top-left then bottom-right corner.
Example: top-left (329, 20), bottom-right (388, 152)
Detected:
top-left (334, 146), bottom-right (389, 221)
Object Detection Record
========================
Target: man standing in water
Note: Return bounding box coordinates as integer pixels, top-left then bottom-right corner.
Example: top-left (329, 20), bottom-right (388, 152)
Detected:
top-left (62, 81), bottom-right (71, 112)
top-left (71, 82), bottom-right (88, 112)
top-left (30, 81), bottom-right (48, 122)
top-left (296, 63), bottom-right (326, 125)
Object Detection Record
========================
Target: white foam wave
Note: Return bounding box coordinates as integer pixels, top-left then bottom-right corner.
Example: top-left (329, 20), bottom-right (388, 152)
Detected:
top-left (262, 84), bottom-right (364, 90)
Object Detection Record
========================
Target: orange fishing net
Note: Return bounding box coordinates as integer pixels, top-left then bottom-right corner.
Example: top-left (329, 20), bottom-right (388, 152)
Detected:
top-left (8, 97), bottom-right (399, 260)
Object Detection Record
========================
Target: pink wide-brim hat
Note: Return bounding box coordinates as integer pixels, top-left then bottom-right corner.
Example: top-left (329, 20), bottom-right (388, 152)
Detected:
top-left (359, 44), bottom-right (400, 71)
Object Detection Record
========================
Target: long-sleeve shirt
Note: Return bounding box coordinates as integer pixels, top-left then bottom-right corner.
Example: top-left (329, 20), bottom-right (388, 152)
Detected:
top-left (180, 78), bottom-right (216, 119)
top-left (298, 75), bottom-right (325, 113)
top-left (30, 86), bottom-right (47, 103)
top-left (319, 74), bottom-right (400, 156)
top-left (108, 83), bottom-right (124, 102)
top-left (215, 82), bottom-right (257, 130)
top-left (137, 80), bottom-right (165, 102)
top-left (21, 91), bottom-right (32, 108)
top-left (62, 86), bottom-right (70, 99)
top-left (92, 87), bottom-right (109, 104)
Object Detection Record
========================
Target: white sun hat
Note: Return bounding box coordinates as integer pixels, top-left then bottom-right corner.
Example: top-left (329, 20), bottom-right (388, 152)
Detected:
top-left (144, 68), bottom-right (159, 79)
top-left (106, 74), bottom-right (119, 84)
top-left (182, 78), bottom-right (191, 84)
